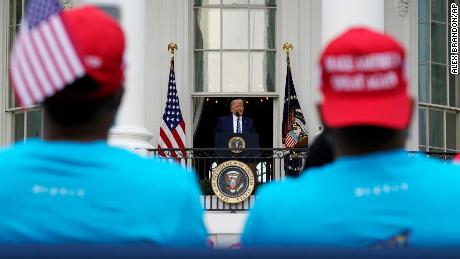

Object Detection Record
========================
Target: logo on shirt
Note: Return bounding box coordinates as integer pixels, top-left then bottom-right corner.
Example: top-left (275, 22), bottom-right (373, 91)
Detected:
top-left (211, 160), bottom-right (255, 204)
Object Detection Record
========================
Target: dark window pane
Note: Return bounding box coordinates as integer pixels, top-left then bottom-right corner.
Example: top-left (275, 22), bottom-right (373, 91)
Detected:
top-left (98, 5), bottom-right (120, 20)
top-left (418, 0), bottom-right (429, 21)
top-left (419, 109), bottom-right (427, 147)
top-left (431, 0), bottom-right (446, 22)
top-left (26, 110), bottom-right (43, 139)
top-left (446, 112), bottom-right (457, 150)
top-left (10, 0), bottom-right (23, 25)
top-left (431, 64), bottom-right (447, 105)
top-left (449, 73), bottom-right (458, 107)
top-left (431, 22), bottom-right (447, 64)
top-left (419, 63), bottom-right (429, 102)
top-left (14, 112), bottom-right (24, 143)
top-left (429, 110), bottom-right (444, 149)
top-left (418, 22), bottom-right (429, 61)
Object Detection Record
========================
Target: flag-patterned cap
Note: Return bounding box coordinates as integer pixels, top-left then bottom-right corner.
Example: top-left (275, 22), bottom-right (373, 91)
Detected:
top-left (319, 27), bottom-right (411, 130)
top-left (10, 0), bottom-right (125, 106)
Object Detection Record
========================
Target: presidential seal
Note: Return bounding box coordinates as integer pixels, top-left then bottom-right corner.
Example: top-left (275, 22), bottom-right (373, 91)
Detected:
top-left (211, 160), bottom-right (255, 204)
top-left (228, 136), bottom-right (246, 154)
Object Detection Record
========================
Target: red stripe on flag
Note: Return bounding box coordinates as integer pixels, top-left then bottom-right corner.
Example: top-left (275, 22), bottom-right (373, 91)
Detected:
top-left (29, 33), bottom-right (56, 94)
top-left (285, 134), bottom-right (297, 148)
top-left (159, 127), bottom-right (178, 158)
top-left (12, 54), bottom-right (36, 106)
top-left (37, 26), bottom-right (67, 85)
top-left (21, 39), bottom-right (48, 99)
top-left (48, 18), bottom-right (78, 79)
top-left (171, 129), bottom-right (185, 158)
top-left (157, 144), bottom-right (166, 157)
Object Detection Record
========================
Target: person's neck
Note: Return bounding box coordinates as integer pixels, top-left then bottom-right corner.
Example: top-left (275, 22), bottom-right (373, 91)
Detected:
top-left (334, 142), bottom-right (404, 158)
top-left (43, 126), bottom-right (109, 142)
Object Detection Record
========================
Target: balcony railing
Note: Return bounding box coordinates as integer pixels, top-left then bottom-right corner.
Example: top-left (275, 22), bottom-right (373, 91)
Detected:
top-left (145, 148), bottom-right (457, 212)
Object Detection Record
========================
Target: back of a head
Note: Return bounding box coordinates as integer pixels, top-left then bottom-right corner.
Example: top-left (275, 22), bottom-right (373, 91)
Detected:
top-left (318, 27), bottom-right (411, 153)
top-left (304, 131), bottom-right (334, 169)
top-left (9, 1), bottom-right (126, 130)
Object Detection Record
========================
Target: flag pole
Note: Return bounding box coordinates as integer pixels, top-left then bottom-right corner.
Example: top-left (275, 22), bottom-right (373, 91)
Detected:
top-left (282, 42), bottom-right (293, 143)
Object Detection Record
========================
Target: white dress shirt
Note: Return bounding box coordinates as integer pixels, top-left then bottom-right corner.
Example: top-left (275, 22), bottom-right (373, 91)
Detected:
top-left (232, 114), bottom-right (243, 133)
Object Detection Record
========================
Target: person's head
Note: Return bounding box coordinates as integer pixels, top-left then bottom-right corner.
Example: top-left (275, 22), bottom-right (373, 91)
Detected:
top-left (317, 27), bottom-right (412, 156)
top-left (230, 99), bottom-right (245, 117)
top-left (10, 3), bottom-right (126, 141)
top-left (305, 130), bottom-right (334, 170)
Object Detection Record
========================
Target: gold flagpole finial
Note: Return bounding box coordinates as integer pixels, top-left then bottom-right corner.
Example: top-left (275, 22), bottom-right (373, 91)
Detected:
top-left (283, 42), bottom-right (293, 65)
top-left (168, 42), bottom-right (178, 57)
top-left (282, 42), bottom-right (293, 55)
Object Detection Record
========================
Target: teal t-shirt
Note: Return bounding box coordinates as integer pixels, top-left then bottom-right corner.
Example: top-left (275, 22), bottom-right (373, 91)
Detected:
top-left (242, 150), bottom-right (460, 247)
top-left (0, 139), bottom-right (207, 247)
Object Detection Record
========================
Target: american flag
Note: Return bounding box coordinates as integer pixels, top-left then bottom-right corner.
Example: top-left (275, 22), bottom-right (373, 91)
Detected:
top-left (10, 0), bottom-right (85, 106)
top-left (158, 58), bottom-right (186, 158)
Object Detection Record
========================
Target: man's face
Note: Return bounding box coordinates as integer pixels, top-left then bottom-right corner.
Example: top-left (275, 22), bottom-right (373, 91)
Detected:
top-left (231, 100), bottom-right (244, 116)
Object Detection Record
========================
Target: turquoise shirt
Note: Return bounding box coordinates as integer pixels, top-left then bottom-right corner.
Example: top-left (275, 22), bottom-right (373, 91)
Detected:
top-left (242, 150), bottom-right (460, 247)
top-left (0, 139), bottom-right (207, 247)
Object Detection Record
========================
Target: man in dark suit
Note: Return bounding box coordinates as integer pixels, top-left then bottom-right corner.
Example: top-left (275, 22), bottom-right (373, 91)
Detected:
top-left (215, 99), bottom-right (257, 134)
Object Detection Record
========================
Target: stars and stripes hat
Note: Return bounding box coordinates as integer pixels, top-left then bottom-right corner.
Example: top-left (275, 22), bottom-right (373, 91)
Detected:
top-left (10, 0), bottom-right (125, 106)
top-left (319, 27), bottom-right (411, 130)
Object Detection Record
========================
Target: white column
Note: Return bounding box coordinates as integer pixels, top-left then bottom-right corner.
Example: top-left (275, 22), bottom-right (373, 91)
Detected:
top-left (82, 0), bottom-right (153, 151)
top-left (109, 0), bottom-right (153, 151)
top-left (321, 0), bottom-right (384, 45)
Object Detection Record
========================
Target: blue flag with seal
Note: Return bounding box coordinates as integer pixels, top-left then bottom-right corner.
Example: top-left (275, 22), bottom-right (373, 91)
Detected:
top-left (282, 56), bottom-right (308, 176)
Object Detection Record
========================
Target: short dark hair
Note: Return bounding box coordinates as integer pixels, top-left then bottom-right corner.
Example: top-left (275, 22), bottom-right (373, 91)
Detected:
top-left (305, 131), bottom-right (334, 169)
top-left (42, 76), bottom-right (121, 127)
top-left (332, 126), bottom-right (405, 148)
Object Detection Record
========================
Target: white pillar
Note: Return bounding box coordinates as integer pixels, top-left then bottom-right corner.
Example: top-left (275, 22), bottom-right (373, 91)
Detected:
top-left (321, 0), bottom-right (384, 45)
top-left (81, 0), bottom-right (153, 151)
top-left (109, 0), bottom-right (153, 151)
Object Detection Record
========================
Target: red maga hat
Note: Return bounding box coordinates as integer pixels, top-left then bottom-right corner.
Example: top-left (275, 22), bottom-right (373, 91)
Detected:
top-left (62, 6), bottom-right (125, 98)
top-left (319, 27), bottom-right (411, 130)
top-left (10, 1), bottom-right (125, 106)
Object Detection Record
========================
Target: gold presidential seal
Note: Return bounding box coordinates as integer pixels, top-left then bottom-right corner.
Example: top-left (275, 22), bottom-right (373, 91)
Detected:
top-left (211, 160), bottom-right (255, 204)
top-left (228, 136), bottom-right (246, 154)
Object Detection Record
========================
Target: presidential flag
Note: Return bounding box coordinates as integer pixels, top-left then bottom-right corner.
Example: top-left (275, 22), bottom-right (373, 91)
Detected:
top-left (10, 0), bottom-right (85, 106)
top-left (158, 57), bottom-right (186, 159)
top-left (282, 57), bottom-right (308, 176)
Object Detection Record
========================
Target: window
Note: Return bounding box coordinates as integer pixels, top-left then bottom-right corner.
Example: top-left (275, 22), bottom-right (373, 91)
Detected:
top-left (6, 0), bottom-right (43, 143)
top-left (418, 0), bottom-right (459, 152)
top-left (194, 0), bottom-right (276, 93)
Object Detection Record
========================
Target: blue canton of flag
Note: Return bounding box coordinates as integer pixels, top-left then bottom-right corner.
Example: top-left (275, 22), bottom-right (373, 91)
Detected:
top-left (158, 58), bottom-right (186, 159)
top-left (27, 0), bottom-right (61, 29)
